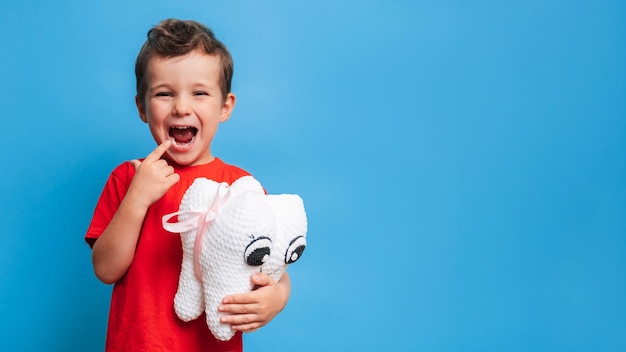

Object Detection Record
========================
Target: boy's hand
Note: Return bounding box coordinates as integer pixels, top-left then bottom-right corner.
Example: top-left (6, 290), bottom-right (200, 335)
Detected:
top-left (128, 140), bottom-right (180, 209)
top-left (218, 273), bottom-right (291, 333)
top-left (91, 140), bottom-right (180, 284)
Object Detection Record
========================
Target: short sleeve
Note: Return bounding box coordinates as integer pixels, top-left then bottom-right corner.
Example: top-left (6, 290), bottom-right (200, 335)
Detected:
top-left (84, 162), bottom-right (135, 248)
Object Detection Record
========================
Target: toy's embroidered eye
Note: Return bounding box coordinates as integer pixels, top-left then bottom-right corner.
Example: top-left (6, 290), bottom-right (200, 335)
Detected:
top-left (285, 236), bottom-right (306, 264)
top-left (244, 236), bottom-right (272, 266)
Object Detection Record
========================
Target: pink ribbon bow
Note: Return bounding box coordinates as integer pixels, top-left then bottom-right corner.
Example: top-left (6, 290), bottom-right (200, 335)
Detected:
top-left (162, 182), bottom-right (231, 282)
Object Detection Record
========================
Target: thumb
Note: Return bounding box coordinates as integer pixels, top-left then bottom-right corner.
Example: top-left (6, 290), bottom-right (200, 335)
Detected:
top-left (250, 272), bottom-right (274, 288)
top-left (130, 159), bottom-right (141, 169)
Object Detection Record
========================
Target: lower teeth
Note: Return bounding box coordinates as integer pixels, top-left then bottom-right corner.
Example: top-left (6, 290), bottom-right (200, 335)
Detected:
top-left (172, 137), bottom-right (193, 147)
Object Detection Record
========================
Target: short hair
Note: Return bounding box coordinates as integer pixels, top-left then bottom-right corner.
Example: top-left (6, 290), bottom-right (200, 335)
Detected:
top-left (135, 18), bottom-right (234, 104)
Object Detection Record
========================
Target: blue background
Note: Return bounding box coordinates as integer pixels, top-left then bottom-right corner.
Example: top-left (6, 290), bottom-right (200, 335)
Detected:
top-left (1, 1), bottom-right (625, 351)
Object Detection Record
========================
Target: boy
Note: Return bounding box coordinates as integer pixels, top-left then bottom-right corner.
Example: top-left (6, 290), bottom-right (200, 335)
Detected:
top-left (85, 19), bottom-right (291, 352)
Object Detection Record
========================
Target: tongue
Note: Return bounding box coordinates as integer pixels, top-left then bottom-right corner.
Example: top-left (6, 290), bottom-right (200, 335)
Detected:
top-left (171, 128), bottom-right (194, 144)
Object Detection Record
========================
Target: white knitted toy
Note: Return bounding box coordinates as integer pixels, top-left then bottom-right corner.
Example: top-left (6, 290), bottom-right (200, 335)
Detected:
top-left (162, 175), bottom-right (307, 341)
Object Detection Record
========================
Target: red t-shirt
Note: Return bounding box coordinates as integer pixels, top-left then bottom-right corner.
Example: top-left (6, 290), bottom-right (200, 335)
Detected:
top-left (86, 158), bottom-right (250, 352)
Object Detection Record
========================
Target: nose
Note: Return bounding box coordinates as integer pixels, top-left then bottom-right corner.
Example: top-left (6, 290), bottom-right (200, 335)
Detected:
top-left (173, 96), bottom-right (192, 116)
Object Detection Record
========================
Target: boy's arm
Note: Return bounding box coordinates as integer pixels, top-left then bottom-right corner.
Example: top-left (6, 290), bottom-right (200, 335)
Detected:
top-left (92, 141), bottom-right (179, 284)
top-left (218, 272), bottom-right (292, 332)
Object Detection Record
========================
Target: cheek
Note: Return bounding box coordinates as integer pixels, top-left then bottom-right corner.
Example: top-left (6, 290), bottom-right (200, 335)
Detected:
top-left (146, 104), bottom-right (169, 123)
top-left (145, 109), bottom-right (170, 138)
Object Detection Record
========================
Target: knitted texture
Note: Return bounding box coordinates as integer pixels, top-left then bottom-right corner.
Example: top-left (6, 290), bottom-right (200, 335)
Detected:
top-left (163, 175), bottom-right (307, 341)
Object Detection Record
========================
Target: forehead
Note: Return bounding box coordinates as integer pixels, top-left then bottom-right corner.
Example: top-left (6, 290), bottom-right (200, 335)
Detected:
top-left (146, 50), bottom-right (222, 84)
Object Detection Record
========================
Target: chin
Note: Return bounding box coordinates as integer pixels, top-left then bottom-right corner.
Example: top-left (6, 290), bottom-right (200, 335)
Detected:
top-left (169, 152), bottom-right (213, 167)
top-left (165, 153), bottom-right (194, 167)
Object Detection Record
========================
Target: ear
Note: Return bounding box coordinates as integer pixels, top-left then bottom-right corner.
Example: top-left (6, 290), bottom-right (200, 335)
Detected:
top-left (136, 95), bottom-right (148, 123)
top-left (219, 93), bottom-right (236, 123)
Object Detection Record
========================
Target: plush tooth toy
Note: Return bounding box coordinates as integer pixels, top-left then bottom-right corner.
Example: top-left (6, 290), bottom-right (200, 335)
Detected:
top-left (162, 175), bottom-right (307, 341)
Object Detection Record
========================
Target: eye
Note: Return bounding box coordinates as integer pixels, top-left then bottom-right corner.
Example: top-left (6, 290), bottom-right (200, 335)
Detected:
top-left (155, 91), bottom-right (173, 97)
top-left (285, 236), bottom-right (306, 264)
top-left (193, 91), bottom-right (209, 96)
top-left (244, 236), bottom-right (272, 266)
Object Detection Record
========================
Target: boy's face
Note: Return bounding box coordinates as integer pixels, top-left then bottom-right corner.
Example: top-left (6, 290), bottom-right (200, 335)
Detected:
top-left (136, 49), bottom-right (235, 167)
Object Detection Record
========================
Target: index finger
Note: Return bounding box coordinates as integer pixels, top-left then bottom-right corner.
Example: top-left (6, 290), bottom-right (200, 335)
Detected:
top-left (222, 290), bottom-right (257, 305)
top-left (144, 139), bottom-right (172, 162)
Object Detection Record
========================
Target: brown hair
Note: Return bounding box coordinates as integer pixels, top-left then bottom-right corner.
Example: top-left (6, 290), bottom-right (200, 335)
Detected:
top-left (135, 18), bottom-right (234, 104)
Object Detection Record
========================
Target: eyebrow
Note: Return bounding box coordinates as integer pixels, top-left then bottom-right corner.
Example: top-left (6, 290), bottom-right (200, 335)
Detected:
top-left (148, 82), bottom-right (218, 92)
top-left (147, 82), bottom-right (172, 91)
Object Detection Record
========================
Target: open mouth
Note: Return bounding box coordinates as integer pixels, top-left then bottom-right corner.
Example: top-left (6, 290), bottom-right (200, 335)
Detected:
top-left (169, 126), bottom-right (198, 148)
